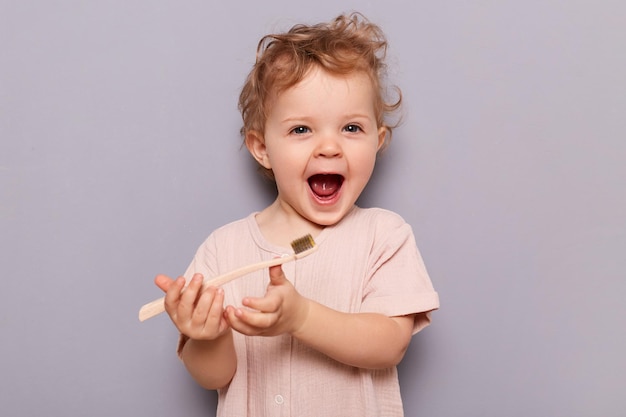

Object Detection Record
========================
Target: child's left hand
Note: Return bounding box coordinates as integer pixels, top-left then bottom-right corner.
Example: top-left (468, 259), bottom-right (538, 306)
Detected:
top-left (224, 265), bottom-right (309, 337)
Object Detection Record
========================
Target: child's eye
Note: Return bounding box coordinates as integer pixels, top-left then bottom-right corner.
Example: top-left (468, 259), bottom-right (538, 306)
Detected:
top-left (343, 124), bottom-right (362, 133)
top-left (291, 126), bottom-right (310, 135)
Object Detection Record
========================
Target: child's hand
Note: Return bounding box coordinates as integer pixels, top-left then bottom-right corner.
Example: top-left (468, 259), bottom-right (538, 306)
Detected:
top-left (224, 265), bottom-right (310, 337)
top-left (155, 273), bottom-right (230, 340)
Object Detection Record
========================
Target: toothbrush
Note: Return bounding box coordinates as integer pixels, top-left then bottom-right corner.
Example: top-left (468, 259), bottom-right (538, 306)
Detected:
top-left (138, 234), bottom-right (317, 322)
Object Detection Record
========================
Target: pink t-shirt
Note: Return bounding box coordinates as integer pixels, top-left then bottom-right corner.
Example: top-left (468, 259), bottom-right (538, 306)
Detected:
top-left (180, 206), bottom-right (439, 417)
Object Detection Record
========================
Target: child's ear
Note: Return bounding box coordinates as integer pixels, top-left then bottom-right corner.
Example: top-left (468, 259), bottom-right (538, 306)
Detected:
top-left (377, 127), bottom-right (388, 151)
top-left (245, 130), bottom-right (272, 169)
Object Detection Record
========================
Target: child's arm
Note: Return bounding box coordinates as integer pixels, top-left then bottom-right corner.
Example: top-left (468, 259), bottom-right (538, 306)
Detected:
top-left (155, 274), bottom-right (237, 389)
top-left (224, 266), bottom-right (416, 370)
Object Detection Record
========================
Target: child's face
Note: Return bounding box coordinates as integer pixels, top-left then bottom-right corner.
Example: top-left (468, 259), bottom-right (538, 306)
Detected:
top-left (247, 67), bottom-right (385, 227)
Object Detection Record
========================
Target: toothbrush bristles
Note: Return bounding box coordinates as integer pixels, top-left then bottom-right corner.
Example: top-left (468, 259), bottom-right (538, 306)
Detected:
top-left (290, 234), bottom-right (316, 254)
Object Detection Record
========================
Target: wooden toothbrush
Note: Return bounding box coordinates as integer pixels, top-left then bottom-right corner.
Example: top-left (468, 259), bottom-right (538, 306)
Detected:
top-left (138, 234), bottom-right (317, 322)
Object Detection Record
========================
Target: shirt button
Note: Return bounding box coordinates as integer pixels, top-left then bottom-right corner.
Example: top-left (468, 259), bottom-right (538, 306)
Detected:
top-left (274, 394), bottom-right (284, 405)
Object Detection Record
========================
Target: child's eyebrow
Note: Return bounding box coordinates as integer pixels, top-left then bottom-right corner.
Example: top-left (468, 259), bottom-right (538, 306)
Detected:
top-left (280, 113), bottom-right (374, 124)
top-left (343, 113), bottom-right (375, 120)
top-left (280, 116), bottom-right (313, 124)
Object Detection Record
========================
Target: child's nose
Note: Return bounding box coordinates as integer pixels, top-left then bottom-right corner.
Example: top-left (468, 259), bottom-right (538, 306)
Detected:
top-left (314, 134), bottom-right (342, 158)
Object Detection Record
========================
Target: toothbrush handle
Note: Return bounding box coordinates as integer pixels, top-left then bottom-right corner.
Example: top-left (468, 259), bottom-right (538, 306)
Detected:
top-left (138, 254), bottom-right (296, 322)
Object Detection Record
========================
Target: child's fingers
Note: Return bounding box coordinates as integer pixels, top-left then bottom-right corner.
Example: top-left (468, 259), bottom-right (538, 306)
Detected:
top-left (268, 265), bottom-right (288, 285)
top-left (189, 286), bottom-right (214, 325)
top-left (224, 306), bottom-right (255, 335)
top-left (154, 274), bottom-right (174, 292)
top-left (241, 294), bottom-right (281, 313)
top-left (223, 306), bottom-right (245, 332)
top-left (226, 306), bottom-right (276, 335)
top-left (207, 287), bottom-right (226, 323)
top-left (176, 274), bottom-right (203, 319)
top-left (191, 286), bottom-right (224, 328)
top-left (240, 264), bottom-right (291, 312)
top-left (163, 276), bottom-right (186, 315)
top-left (207, 288), bottom-right (231, 336)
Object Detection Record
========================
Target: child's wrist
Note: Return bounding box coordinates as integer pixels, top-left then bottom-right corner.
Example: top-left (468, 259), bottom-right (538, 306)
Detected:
top-left (291, 297), bottom-right (312, 338)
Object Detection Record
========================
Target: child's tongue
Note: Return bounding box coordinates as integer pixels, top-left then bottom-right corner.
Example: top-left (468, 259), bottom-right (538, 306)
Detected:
top-left (308, 174), bottom-right (342, 197)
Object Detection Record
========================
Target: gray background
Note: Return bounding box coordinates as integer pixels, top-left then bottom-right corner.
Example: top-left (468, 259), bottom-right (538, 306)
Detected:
top-left (1, 1), bottom-right (624, 416)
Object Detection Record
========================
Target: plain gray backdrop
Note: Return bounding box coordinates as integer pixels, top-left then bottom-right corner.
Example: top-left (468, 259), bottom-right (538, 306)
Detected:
top-left (1, 1), bottom-right (625, 416)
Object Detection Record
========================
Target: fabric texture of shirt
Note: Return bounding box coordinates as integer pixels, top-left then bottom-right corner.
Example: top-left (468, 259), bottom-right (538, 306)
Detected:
top-left (179, 206), bottom-right (439, 417)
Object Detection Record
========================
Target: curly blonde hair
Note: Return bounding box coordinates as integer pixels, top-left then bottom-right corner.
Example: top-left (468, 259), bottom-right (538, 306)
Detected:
top-left (238, 12), bottom-right (402, 149)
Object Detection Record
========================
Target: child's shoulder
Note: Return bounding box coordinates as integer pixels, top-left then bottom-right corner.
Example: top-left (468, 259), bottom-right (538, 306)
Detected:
top-left (348, 206), bottom-right (408, 227)
top-left (333, 207), bottom-right (415, 251)
top-left (341, 206), bottom-right (411, 240)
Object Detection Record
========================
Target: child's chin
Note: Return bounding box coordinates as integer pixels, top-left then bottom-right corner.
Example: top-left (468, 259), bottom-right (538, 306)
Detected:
top-left (305, 206), bottom-right (350, 227)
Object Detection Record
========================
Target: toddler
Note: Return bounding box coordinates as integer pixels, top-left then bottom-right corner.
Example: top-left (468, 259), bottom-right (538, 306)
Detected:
top-left (155, 12), bottom-right (439, 417)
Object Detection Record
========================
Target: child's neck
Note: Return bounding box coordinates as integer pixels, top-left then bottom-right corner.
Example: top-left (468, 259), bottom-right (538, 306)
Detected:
top-left (255, 199), bottom-right (324, 249)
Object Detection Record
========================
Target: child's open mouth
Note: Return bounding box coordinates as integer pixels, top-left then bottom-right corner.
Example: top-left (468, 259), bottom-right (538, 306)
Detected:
top-left (308, 174), bottom-right (344, 201)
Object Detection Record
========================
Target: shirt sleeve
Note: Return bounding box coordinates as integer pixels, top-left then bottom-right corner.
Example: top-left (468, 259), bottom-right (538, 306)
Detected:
top-left (361, 216), bottom-right (439, 334)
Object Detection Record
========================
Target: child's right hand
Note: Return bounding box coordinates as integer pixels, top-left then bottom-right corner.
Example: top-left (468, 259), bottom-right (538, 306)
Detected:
top-left (154, 273), bottom-right (230, 340)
